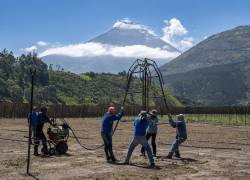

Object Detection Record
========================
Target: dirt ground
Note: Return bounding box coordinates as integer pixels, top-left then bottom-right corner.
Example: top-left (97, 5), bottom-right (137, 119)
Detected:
top-left (0, 118), bottom-right (250, 180)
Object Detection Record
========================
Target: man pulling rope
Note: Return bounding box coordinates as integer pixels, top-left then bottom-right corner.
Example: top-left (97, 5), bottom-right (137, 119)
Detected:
top-left (100, 106), bottom-right (124, 163)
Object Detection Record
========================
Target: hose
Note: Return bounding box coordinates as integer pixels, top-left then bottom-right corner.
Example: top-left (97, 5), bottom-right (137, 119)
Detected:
top-left (0, 137), bottom-right (27, 143)
top-left (63, 107), bottom-right (124, 150)
top-left (68, 126), bottom-right (104, 150)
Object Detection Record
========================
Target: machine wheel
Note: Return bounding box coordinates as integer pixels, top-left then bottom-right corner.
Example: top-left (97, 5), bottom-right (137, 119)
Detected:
top-left (49, 148), bottom-right (56, 156)
top-left (56, 141), bottom-right (68, 154)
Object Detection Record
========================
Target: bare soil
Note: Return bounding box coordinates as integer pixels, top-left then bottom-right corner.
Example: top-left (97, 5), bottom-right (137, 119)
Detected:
top-left (0, 118), bottom-right (250, 180)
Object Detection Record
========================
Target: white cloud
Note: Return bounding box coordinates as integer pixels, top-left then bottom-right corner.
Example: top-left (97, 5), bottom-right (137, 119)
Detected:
top-left (22, 46), bottom-right (38, 52)
top-left (113, 18), bottom-right (157, 36)
top-left (110, 45), bottom-right (179, 59)
top-left (39, 42), bottom-right (180, 59)
top-left (162, 18), bottom-right (187, 43)
top-left (178, 37), bottom-right (194, 51)
top-left (37, 41), bottom-right (48, 46)
top-left (39, 43), bottom-right (108, 57)
top-left (161, 18), bottom-right (194, 52)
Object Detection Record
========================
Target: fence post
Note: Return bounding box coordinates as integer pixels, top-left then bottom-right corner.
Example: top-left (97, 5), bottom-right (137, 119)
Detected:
top-left (26, 69), bottom-right (35, 175)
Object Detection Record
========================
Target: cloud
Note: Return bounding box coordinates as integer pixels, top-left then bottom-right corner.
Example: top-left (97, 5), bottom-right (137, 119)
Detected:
top-left (32, 19), bottom-right (196, 60)
top-left (39, 42), bottom-right (180, 59)
top-left (113, 18), bottom-right (157, 36)
top-left (162, 18), bottom-right (187, 43)
top-left (178, 37), bottom-right (194, 51)
top-left (22, 46), bottom-right (38, 52)
top-left (109, 45), bottom-right (179, 59)
top-left (161, 18), bottom-right (194, 52)
top-left (37, 41), bottom-right (48, 46)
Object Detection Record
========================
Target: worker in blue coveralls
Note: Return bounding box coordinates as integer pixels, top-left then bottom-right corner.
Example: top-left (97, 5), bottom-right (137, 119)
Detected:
top-left (166, 113), bottom-right (187, 159)
top-left (124, 110), bottom-right (155, 168)
top-left (101, 106), bottom-right (124, 163)
top-left (28, 106), bottom-right (40, 144)
top-left (34, 106), bottom-right (52, 156)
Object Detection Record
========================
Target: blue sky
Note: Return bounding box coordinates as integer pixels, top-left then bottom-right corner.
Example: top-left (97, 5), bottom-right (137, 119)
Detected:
top-left (1, 0), bottom-right (250, 54)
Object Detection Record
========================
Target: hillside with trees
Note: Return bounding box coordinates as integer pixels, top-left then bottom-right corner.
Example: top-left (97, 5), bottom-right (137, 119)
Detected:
top-left (0, 49), bottom-right (182, 107)
top-left (160, 25), bottom-right (250, 106)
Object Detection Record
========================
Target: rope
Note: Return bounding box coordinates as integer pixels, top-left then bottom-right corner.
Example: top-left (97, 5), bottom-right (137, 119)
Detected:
top-left (160, 142), bottom-right (242, 151)
top-left (0, 137), bottom-right (27, 143)
top-left (157, 122), bottom-right (169, 125)
top-left (0, 128), bottom-right (27, 133)
top-left (0, 137), bottom-right (242, 151)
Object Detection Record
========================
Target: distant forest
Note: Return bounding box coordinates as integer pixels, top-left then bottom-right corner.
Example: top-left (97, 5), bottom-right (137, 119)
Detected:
top-left (0, 49), bottom-right (182, 106)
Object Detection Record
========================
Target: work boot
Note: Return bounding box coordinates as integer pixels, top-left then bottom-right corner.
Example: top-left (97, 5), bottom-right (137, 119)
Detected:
top-left (34, 146), bottom-right (39, 156)
top-left (140, 152), bottom-right (146, 157)
top-left (175, 151), bottom-right (181, 158)
top-left (122, 161), bottom-right (129, 165)
top-left (166, 152), bottom-right (173, 159)
top-left (111, 158), bottom-right (118, 163)
top-left (106, 156), bottom-right (111, 162)
top-left (42, 145), bottom-right (48, 155)
top-left (149, 162), bottom-right (155, 168)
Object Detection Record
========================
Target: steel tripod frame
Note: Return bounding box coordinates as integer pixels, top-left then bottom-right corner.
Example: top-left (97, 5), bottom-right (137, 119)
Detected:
top-left (122, 58), bottom-right (170, 113)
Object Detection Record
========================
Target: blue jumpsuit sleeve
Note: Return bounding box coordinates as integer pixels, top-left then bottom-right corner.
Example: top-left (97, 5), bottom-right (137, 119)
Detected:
top-left (133, 118), bottom-right (138, 126)
top-left (114, 111), bottom-right (124, 121)
top-left (169, 117), bottom-right (177, 128)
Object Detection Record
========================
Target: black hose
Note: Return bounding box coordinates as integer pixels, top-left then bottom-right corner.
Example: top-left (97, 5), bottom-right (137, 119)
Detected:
top-left (160, 142), bottom-right (242, 150)
top-left (49, 118), bottom-right (103, 150)
top-left (0, 137), bottom-right (28, 143)
top-left (68, 126), bottom-right (104, 150)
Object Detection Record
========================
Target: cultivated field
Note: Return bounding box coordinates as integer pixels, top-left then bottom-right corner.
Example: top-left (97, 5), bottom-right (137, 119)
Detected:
top-left (0, 118), bottom-right (250, 180)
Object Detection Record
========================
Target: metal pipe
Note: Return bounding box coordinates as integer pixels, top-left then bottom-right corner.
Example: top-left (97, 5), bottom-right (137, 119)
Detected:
top-left (150, 63), bottom-right (170, 112)
top-left (26, 69), bottom-right (35, 175)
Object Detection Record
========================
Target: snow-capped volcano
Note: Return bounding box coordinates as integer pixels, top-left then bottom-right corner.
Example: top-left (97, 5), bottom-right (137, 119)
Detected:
top-left (89, 19), bottom-right (178, 51)
top-left (41, 19), bottom-right (180, 73)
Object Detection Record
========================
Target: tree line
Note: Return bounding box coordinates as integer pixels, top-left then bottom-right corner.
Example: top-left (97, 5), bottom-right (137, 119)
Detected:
top-left (0, 49), bottom-right (181, 106)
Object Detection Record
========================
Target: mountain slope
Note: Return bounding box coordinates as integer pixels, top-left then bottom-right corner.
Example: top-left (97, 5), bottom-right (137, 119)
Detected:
top-left (160, 25), bottom-right (250, 105)
top-left (42, 20), bottom-right (180, 73)
top-left (89, 24), bottom-right (178, 51)
top-left (161, 25), bottom-right (250, 76)
top-left (43, 55), bottom-right (135, 73)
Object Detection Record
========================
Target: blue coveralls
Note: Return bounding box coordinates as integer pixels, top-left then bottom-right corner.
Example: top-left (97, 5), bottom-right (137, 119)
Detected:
top-left (169, 117), bottom-right (187, 153)
top-left (100, 111), bottom-right (124, 160)
top-left (34, 112), bottom-right (50, 153)
top-left (28, 112), bottom-right (40, 142)
top-left (124, 116), bottom-right (154, 164)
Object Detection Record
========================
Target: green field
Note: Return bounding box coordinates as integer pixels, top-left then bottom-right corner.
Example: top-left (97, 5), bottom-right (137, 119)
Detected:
top-left (183, 114), bottom-right (250, 125)
top-left (120, 114), bottom-right (250, 125)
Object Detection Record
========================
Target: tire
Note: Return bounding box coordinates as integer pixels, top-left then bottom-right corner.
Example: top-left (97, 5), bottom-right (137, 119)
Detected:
top-left (49, 148), bottom-right (56, 156)
top-left (55, 141), bottom-right (68, 154)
